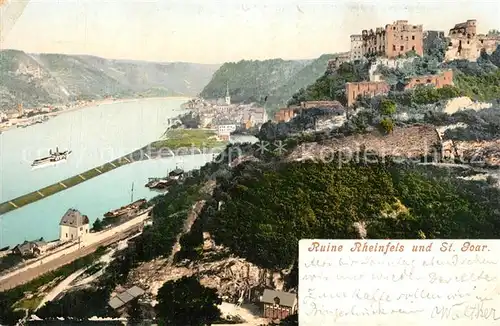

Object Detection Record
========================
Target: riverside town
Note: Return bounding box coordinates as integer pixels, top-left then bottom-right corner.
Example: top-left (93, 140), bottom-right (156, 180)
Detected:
top-left (1, 1), bottom-right (500, 325)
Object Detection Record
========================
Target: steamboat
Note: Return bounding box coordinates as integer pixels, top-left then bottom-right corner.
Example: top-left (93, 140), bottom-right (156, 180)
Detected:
top-left (31, 147), bottom-right (72, 169)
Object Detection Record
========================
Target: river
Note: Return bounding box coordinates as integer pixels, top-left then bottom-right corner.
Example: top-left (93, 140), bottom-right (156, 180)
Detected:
top-left (0, 98), bottom-right (257, 248)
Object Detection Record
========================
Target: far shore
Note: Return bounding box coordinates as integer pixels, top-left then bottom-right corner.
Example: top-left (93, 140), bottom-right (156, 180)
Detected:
top-left (0, 95), bottom-right (192, 133)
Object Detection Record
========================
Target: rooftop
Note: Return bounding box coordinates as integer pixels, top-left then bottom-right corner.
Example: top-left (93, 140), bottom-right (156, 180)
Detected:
top-left (59, 209), bottom-right (89, 227)
top-left (108, 286), bottom-right (145, 310)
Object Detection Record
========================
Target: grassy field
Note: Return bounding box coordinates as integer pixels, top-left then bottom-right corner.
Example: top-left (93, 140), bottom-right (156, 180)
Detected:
top-left (151, 128), bottom-right (227, 150)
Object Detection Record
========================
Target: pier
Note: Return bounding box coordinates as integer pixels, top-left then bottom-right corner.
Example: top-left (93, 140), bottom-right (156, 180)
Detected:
top-left (0, 144), bottom-right (221, 215)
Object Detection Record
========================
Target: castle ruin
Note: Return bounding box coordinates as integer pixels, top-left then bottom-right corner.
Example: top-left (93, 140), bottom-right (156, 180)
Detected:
top-left (445, 20), bottom-right (500, 62)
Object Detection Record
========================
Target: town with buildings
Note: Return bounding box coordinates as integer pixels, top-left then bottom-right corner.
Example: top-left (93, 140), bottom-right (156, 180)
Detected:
top-left (183, 84), bottom-right (268, 141)
top-left (0, 98), bottom-right (118, 132)
top-left (274, 19), bottom-right (500, 123)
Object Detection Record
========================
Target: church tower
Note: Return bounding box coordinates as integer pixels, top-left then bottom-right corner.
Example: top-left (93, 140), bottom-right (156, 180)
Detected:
top-left (225, 82), bottom-right (231, 105)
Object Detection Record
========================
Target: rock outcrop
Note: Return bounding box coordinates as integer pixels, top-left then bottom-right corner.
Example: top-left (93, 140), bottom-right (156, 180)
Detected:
top-left (443, 97), bottom-right (492, 115)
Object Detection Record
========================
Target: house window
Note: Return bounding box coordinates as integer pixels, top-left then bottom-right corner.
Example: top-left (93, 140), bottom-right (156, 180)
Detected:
top-left (412, 46), bottom-right (415, 51)
top-left (401, 35), bottom-right (403, 40)
top-left (274, 297), bottom-right (281, 305)
top-left (416, 79), bottom-right (420, 83)
top-left (80, 227), bottom-right (83, 231)
top-left (412, 35), bottom-right (415, 40)
top-left (393, 45), bottom-right (396, 51)
top-left (86, 229), bottom-right (88, 233)
top-left (400, 45), bottom-right (404, 51)
top-left (71, 234), bottom-right (74, 239)
top-left (66, 233), bottom-right (68, 238)
top-left (427, 79), bottom-right (432, 83)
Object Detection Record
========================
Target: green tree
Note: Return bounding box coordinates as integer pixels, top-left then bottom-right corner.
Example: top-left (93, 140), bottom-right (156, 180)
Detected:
top-left (92, 218), bottom-right (104, 232)
top-left (128, 298), bottom-right (144, 325)
top-left (156, 276), bottom-right (222, 326)
top-left (380, 118), bottom-right (394, 134)
top-left (379, 99), bottom-right (396, 116)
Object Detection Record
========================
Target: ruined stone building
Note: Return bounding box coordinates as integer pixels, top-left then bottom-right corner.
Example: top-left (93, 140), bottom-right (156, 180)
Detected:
top-left (445, 20), bottom-right (500, 62)
top-left (327, 52), bottom-right (351, 72)
top-left (360, 20), bottom-right (424, 58)
top-left (345, 81), bottom-right (391, 107)
top-left (350, 34), bottom-right (364, 61)
top-left (345, 70), bottom-right (454, 107)
top-left (274, 107), bottom-right (297, 122)
top-left (401, 69), bottom-right (454, 90)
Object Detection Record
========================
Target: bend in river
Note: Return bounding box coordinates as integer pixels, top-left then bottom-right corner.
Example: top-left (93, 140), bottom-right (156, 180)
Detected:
top-left (0, 98), bottom-right (256, 247)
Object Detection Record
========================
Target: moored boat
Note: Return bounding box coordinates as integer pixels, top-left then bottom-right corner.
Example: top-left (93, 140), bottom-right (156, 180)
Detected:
top-left (104, 199), bottom-right (147, 218)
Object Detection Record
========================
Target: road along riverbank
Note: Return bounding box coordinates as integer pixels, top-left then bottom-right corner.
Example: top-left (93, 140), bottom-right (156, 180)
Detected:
top-left (0, 210), bottom-right (151, 291)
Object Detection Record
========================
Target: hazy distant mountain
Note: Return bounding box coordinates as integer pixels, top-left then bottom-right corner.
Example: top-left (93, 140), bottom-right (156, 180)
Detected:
top-left (199, 54), bottom-right (337, 112)
top-left (0, 49), bottom-right (220, 111)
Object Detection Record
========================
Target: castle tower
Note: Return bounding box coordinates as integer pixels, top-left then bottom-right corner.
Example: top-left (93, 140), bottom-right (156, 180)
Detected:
top-left (225, 82), bottom-right (231, 105)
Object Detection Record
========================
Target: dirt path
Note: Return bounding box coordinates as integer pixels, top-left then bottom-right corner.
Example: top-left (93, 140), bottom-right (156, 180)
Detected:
top-left (139, 197), bottom-right (208, 295)
top-left (219, 302), bottom-right (269, 326)
top-left (168, 200), bottom-right (205, 263)
top-left (36, 269), bottom-right (86, 310)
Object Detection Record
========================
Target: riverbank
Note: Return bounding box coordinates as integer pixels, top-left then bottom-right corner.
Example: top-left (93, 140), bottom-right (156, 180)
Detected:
top-left (0, 209), bottom-right (150, 291)
top-left (151, 129), bottom-right (228, 150)
top-left (0, 96), bottom-right (191, 133)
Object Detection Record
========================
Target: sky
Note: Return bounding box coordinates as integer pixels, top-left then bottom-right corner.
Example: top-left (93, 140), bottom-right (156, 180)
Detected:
top-left (1, 0), bottom-right (499, 64)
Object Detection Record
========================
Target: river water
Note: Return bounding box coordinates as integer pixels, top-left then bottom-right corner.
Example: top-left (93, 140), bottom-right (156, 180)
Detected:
top-left (0, 98), bottom-right (256, 247)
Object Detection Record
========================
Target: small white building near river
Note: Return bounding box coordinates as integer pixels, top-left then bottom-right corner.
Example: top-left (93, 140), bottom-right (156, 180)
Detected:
top-left (59, 208), bottom-right (90, 242)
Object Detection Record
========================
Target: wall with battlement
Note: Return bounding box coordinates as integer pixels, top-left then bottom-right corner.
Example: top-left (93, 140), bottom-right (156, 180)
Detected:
top-left (404, 69), bottom-right (454, 90)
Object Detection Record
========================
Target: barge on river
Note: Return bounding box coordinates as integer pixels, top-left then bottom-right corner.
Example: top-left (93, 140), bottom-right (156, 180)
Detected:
top-left (104, 199), bottom-right (147, 218)
top-left (145, 168), bottom-right (184, 190)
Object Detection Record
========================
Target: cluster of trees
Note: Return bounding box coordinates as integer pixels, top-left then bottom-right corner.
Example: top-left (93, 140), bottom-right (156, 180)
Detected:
top-left (179, 111), bottom-right (201, 129)
top-left (155, 276), bottom-right (222, 325)
top-left (205, 159), bottom-right (500, 270)
top-left (199, 55), bottom-right (336, 115)
top-left (200, 59), bottom-right (308, 104)
top-left (287, 61), bottom-right (370, 107)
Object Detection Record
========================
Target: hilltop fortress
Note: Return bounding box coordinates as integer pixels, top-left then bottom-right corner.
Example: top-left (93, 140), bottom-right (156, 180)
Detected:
top-left (275, 19), bottom-right (499, 121)
top-left (343, 19), bottom-right (499, 65)
top-left (445, 19), bottom-right (500, 61)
